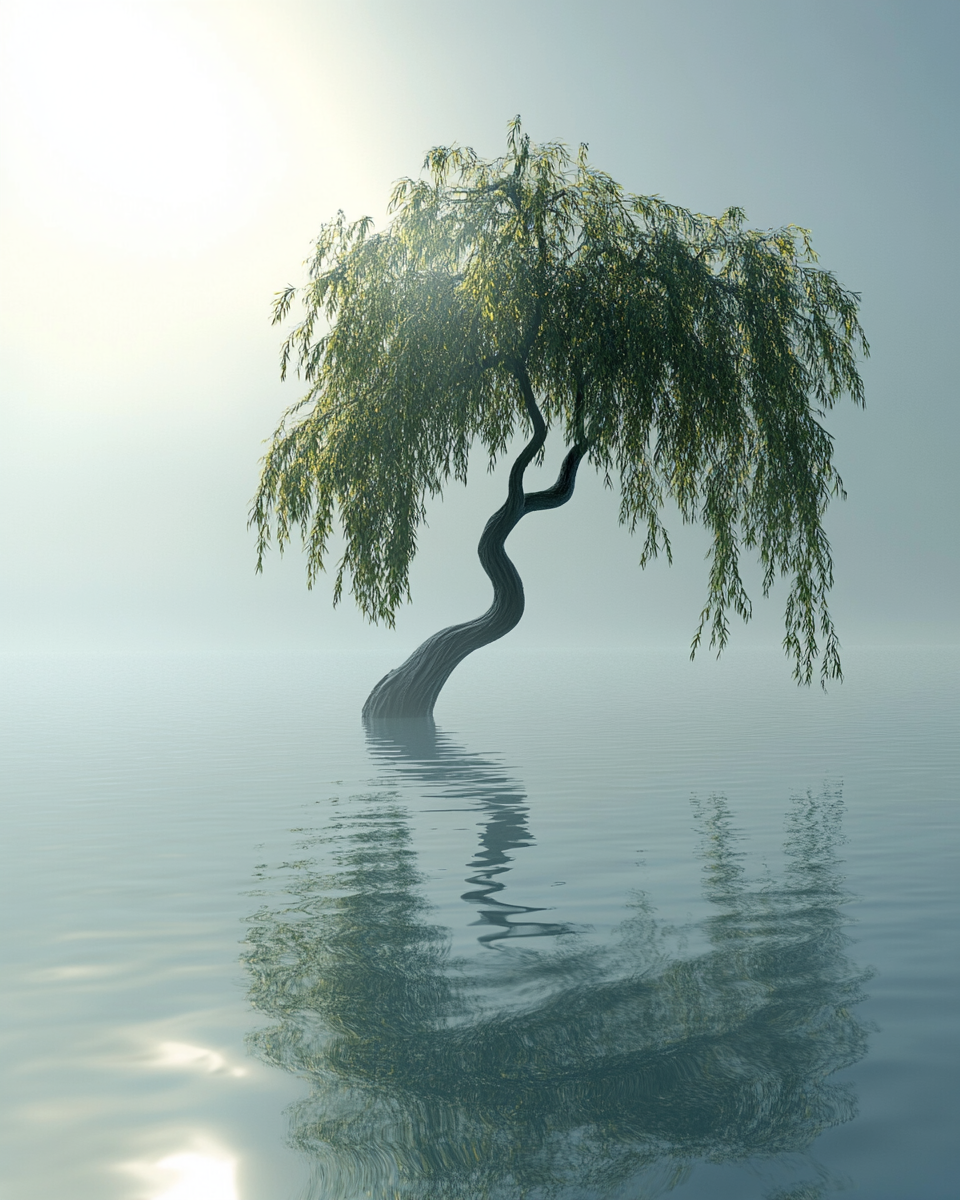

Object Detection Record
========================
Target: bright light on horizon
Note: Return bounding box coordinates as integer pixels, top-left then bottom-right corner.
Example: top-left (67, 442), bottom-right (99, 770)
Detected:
top-left (0, 1), bottom-right (281, 254)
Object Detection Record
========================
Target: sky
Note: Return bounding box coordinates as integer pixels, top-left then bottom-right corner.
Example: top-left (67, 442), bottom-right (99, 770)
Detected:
top-left (0, 0), bottom-right (957, 660)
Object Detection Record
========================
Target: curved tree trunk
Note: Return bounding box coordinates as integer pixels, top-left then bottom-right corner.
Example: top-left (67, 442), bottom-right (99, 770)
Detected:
top-left (363, 384), bottom-right (586, 721)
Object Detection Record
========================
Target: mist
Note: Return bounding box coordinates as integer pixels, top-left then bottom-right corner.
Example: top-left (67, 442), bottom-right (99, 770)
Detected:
top-left (2, 0), bottom-right (957, 659)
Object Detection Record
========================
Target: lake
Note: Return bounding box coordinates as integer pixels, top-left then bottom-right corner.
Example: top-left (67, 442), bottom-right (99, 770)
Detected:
top-left (1, 645), bottom-right (957, 1199)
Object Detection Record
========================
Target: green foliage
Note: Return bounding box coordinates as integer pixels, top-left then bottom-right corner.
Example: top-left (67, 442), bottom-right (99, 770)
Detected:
top-left (252, 118), bottom-right (867, 683)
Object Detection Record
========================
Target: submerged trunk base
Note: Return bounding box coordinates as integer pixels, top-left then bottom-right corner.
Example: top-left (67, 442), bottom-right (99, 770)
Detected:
top-left (362, 605), bottom-right (521, 721)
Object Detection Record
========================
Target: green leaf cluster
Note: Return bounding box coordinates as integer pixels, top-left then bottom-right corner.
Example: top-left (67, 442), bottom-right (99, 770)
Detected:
top-left (252, 118), bottom-right (867, 684)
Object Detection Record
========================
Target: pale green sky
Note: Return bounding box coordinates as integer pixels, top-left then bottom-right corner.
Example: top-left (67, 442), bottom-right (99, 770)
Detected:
top-left (0, 0), bottom-right (957, 656)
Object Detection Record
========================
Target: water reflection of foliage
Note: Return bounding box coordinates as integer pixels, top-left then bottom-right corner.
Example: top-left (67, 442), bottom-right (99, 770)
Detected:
top-left (243, 770), bottom-right (868, 1199)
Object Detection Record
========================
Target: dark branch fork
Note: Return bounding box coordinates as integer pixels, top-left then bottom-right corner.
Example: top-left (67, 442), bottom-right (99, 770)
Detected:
top-left (362, 366), bottom-right (587, 721)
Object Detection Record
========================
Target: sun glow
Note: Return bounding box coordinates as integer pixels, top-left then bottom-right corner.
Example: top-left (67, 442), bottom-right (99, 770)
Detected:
top-left (0, 1), bottom-right (280, 252)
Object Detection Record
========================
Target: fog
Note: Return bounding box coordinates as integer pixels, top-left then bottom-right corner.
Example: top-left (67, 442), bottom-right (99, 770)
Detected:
top-left (1, 0), bottom-right (957, 661)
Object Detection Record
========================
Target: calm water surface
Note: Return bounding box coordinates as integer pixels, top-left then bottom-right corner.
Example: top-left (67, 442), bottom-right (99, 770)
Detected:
top-left (1, 646), bottom-right (957, 1199)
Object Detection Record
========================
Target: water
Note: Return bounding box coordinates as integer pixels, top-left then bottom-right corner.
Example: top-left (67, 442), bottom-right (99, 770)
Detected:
top-left (1, 646), bottom-right (957, 1198)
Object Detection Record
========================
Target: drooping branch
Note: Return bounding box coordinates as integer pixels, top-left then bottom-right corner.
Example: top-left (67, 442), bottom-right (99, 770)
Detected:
top-left (362, 376), bottom-right (586, 721)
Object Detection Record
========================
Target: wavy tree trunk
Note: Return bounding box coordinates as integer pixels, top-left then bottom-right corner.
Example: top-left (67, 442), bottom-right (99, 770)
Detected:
top-left (363, 386), bottom-right (586, 721)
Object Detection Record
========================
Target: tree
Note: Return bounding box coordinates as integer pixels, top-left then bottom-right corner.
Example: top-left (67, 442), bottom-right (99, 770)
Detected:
top-left (252, 120), bottom-right (867, 719)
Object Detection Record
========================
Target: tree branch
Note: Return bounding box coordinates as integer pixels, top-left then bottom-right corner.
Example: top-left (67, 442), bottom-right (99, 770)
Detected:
top-left (523, 444), bottom-right (587, 513)
top-left (505, 363), bottom-right (548, 515)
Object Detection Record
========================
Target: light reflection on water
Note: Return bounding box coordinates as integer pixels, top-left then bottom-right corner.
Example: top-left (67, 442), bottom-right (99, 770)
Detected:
top-left (148, 1042), bottom-right (247, 1077)
top-left (1, 647), bottom-right (958, 1198)
top-left (121, 1147), bottom-right (239, 1200)
top-left (244, 720), bottom-right (871, 1200)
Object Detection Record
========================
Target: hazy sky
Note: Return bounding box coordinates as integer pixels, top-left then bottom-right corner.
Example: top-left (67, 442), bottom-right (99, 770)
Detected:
top-left (1, 0), bottom-right (957, 657)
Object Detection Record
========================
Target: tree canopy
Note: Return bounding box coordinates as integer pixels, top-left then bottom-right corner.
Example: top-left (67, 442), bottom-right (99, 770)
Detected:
top-left (252, 119), bottom-right (867, 686)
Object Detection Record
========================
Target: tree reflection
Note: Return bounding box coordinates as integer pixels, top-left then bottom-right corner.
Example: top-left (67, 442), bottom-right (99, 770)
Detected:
top-left (243, 727), bottom-right (869, 1199)
top-left (365, 719), bottom-right (578, 946)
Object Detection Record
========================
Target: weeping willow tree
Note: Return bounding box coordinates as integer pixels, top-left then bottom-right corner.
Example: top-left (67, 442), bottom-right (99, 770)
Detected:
top-left (252, 119), bottom-right (867, 718)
